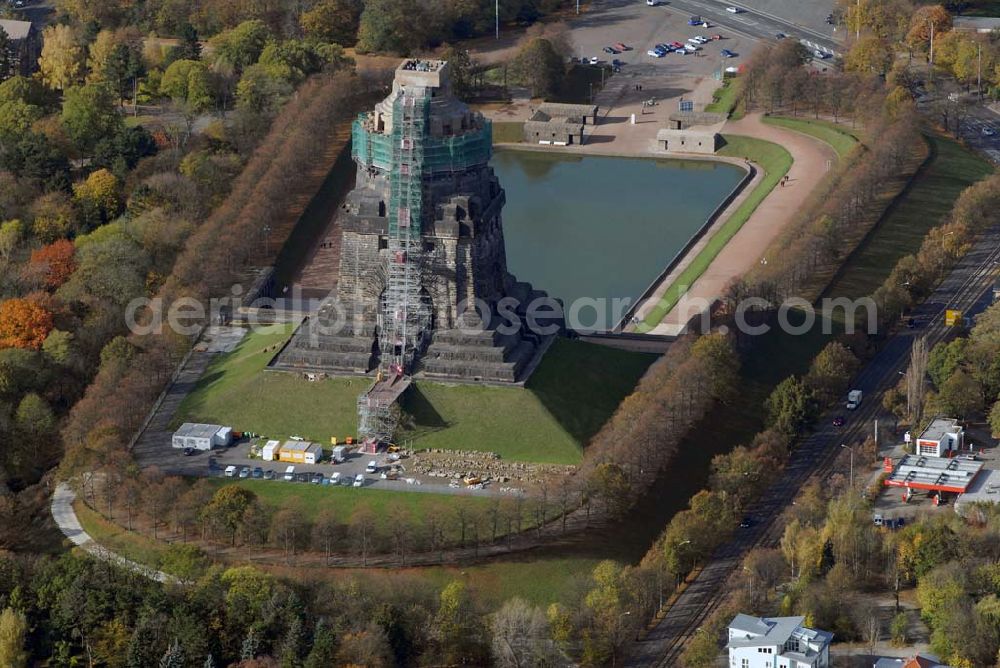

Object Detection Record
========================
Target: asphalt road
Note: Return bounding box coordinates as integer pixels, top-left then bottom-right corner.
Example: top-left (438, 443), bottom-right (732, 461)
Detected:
top-left (653, 0), bottom-right (842, 57)
top-left (626, 225), bottom-right (1000, 666)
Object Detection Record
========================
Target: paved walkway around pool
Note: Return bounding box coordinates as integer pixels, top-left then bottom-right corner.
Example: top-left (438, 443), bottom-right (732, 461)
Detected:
top-left (630, 112), bottom-right (839, 335)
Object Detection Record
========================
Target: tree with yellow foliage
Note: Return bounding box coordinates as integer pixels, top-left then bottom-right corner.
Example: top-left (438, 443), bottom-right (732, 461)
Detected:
top-left (38, 24), bottom-right (83, 90)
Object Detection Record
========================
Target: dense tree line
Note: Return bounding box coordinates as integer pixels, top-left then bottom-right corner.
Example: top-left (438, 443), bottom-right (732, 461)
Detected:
top-left (49, 0), bottom-right (574, 55)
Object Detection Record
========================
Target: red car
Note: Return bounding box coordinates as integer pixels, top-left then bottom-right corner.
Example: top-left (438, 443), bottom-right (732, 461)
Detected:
top-left (712, 34), bottom-right (723, 40)
top-left (614, 42), bottom-right (631, 51)
top-left (670, 41), bottom-right (684, 49)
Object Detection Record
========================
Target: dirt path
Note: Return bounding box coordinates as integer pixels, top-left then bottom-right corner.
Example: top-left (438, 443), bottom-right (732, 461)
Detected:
top-left (638, 113), bottom-right (838, 335)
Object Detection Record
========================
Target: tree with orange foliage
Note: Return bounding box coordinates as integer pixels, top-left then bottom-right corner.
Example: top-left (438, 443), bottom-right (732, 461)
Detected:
top-left (0, 296), bottom-right (55, 350)
top-left (29, 239), bottom-right (77, 289)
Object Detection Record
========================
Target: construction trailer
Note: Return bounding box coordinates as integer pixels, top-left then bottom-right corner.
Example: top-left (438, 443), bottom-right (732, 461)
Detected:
top-left (172, 423), bottom-right (232, 450)
top-left (261, 440), bottom-right (281, 461)
top-left (277, 441), bottom-right (323, 464)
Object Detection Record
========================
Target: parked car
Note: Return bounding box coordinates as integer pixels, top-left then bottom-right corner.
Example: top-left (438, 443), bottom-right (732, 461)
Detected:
top-left (670, 41), bottom-right (684, 49)
top-left (183, 447), bottom-right (195, 456)
top-left (224, 465), bottom-right (237, 478)
top-left (983, 126), bottom-right (996, 136)
top-left (353, 474), bottom-right (365, 488)
top-left (283, 465), bottom-right (295, 481)
top-left (331, 472), bottom-right (341, 485)
top-left (814, 49), bottom-right (831, 59)
top-left (775, 32), bottom-right (786, 39)
top-left (252, 467), bottom-right (264, 479)
top-left (612, 58), bottom-right (624, 66)
top-left (687, 15), bottom-right (702, 25)
top-left (721, 49), bottom-right (737, 58)
top-left (263, 470), bottom-right (276, 480)
top-left (295, 472), bottom-right (310, 483)
top-left (646, 0), bottom-right (663, 5)
top-left (648, 48), bottom-right (665, 58)
top-left (960, 454), bottom-right (978, 461)
top-left (712, 34), bottom-right (723, 40)
top-left (614, 42), bottom-right (630, 51)
top-left (603, 46), bottom-right (618, 54)
top-left (725, 5), bottom-right (741, 12)
top-left (588, 56), bottom-right (600, 64)
top-left (684, 43), bottom-right (700, 52)
top-left (311, 473), bottom-right (324, 485)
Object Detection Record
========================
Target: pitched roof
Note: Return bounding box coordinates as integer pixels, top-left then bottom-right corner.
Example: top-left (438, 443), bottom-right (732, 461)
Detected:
top-left (0, 19), bottom-right (32, 41)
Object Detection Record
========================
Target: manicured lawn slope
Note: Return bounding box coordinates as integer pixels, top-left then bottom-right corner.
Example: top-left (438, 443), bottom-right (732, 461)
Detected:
top-left (210, 479), bottom-right (494, 526)
top-left (823, 132), bottom-right (993, 301)
top-left (762, 116), bottom-right (859, 158)
top-left (178, 328), bottom-right (654, 464)
top-left (641, 135), bottom-right (792, 328)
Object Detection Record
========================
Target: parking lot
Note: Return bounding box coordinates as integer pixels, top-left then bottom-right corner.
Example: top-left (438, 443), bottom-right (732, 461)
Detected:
top-left (160, 438), bottom-right (510, 497)
top-left (568, 0), bottom-right (758, 106)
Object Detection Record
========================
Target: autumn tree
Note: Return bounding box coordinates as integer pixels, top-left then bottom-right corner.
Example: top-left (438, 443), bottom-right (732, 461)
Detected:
top-left (511, 37), bottom-right (565, 98)
top-left (0, 607), bottom-right (28, 668)
top-left (29, 239), bottom-right (77, 289)
top-left (39, 24), bottom-right (84, 90)
top-left (301, 0), bottom-right (362, 46)
top-left (0, 296), bottom-right (54, 350)
top-left (906, 5), bottom-right (951, 54)
top-left (61, 84), bottom-right (123, 153)
top-left (845, 35), bottom-right (893, 78)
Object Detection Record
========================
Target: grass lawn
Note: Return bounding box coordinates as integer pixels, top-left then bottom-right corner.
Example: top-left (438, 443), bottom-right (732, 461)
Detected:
top-left (706, 78), bottom-right (744, 120)
top-left (762, 116), bottom-right (859, 159)
top-left (209, 478), bottom-right (495, 526)
top-left (492, 121), bottom-right (525, 144)
top-left (177, 328), bottom-right (654, 465)
top-left (822, 132), bottom-right (993, 301)
top-left (640, 135), bottom-right (792, 329)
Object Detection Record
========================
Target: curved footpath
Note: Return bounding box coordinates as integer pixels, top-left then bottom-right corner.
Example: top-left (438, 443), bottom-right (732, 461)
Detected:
top-left (52, 482), bottom-right (177, 584)
top-left (633, 112), bottom-right (839, 335)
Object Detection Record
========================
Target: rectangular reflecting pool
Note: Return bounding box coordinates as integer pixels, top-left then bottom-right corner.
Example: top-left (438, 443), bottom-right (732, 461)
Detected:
top-left (492, 150), bottom-right (746, 331)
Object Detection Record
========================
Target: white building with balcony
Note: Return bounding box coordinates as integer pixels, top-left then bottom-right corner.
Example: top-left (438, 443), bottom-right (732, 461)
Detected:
top-left (727, 614), bottom-right (833, 668)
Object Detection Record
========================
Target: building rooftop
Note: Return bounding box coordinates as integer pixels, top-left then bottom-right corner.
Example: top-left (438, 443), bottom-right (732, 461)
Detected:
top-left (728, 614), bottom-right (804, 647)
top-left (919, 417), bottom-right (961, 443)
top-left (956, 468), bottom-right (1000, 510)
top-left (174, 423), bottom-right (224, 439)
top-left (884, 454), bottom-right (983, 494)
top-left (874, 654), bottom-right (953, 668)
top-left (0, 19), bottom-right (32, 41)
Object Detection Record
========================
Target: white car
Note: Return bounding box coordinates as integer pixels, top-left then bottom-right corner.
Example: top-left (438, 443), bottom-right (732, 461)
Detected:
top-left (684, 44), bottom-right (700, 52)
top-left (353, 474), bottom-right (364, 487)
top-left (647, 48), bottom-right (665, 57)
top-left (692, 35), bottom-right (710, 43)
top-left (983, 127), bottom-right (996, 137)
top-left (330, 472), bottom-right (341, 484)
top-left (725, 5), bottom-right (741, 12)
top-left (647, 0), bottom-right (663, 5)
top-left (588, 56), bottom-right (600, 65)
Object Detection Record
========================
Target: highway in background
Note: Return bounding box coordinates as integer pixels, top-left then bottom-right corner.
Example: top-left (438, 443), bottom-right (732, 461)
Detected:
top-left (625, 224), bottom-right (1000, 666)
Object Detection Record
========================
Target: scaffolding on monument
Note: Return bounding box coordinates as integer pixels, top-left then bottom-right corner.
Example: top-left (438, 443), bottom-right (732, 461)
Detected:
top-left (357, 87), bottom-right (431, 452)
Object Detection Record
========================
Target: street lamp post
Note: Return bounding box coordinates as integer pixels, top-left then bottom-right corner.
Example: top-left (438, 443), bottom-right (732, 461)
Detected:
top-left (841, 443), bottom-right (854, 488)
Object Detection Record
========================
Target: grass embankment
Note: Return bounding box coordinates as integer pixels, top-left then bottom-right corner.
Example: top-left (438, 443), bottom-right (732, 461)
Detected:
top-left (208, 478), bottom-right (495, 524)
top-left (762, 115), bottom-right (859, 159)
top-left (177, 327), bottom-right (654, 465)
top-left (706, 78), bottom-right (744, 120)
top-left (492, 121), bottom-right (525, 144)
top-left (640, 135), bottom-right (792, 328)
top-left (823, 131), bottom-right (993, 301)
top-left (74, 499), bottom-right (172, 569)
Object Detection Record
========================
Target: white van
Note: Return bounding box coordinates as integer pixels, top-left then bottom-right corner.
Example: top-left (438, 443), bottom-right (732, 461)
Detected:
top-left (353, 474), bottom-right (365, 487)
top-left (365, 460), bottom-right (378, 474)
top-left (330, 472), bottom-right (341, 485)
top-left (283, 465), bottom-right (295, 481)
top-left (224, 465), bottom-right (237, 477)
